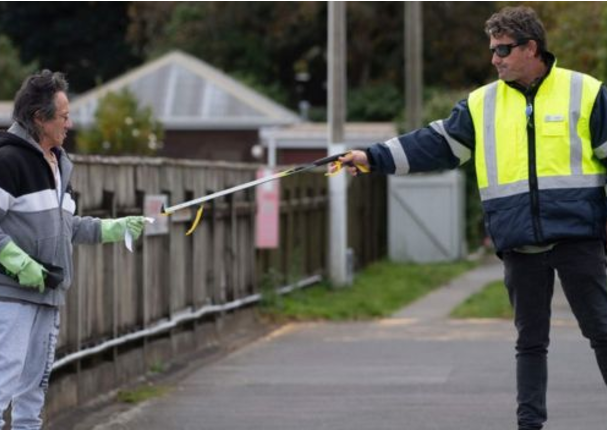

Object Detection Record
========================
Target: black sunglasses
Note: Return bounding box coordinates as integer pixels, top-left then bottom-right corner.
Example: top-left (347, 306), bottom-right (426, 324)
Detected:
top-left (490, 39), bottom-right (530, 58)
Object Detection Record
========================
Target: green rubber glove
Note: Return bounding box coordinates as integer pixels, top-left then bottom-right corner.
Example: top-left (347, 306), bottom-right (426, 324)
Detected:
top-left (0, 241), bottom-right (47, 292)
top-left (101, 216), bottom-right (146, 243)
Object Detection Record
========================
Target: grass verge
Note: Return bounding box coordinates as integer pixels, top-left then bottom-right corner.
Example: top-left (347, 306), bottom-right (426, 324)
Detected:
top-left (450, 279), bottom-right (513, 319)
top-left (116, 384), bottom-right (171, 404)
top-left (260, 259), bottom-right (475, 322)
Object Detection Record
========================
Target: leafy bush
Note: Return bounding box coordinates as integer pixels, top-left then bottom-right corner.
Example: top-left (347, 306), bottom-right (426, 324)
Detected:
top-left (421, 87), bottom-right (468, 125)
top-left (0, 34), bottom-right (37, 99)
top-left (76, 89), bottom-right (164, 156)
top-left (348, 82), bottom-right (404, 121)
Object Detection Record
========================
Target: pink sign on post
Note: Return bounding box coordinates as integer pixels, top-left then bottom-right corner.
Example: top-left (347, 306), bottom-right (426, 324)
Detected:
top-left (255, 168), bottom-right (280, 248)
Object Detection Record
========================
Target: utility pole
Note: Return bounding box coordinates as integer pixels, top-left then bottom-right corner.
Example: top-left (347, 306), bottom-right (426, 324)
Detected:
top-left (328, 1), bottom-right (350, 286)
top-left (405, 1), bottom-right (423, 131)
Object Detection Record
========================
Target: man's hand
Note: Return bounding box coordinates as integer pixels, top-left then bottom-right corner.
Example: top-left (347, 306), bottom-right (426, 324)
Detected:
top-left (328, 150), bottom-right (370, 176)
top-left (101, 216), bottom-right (146, 243)
top-left (0, 241), bottom-right (47, 293)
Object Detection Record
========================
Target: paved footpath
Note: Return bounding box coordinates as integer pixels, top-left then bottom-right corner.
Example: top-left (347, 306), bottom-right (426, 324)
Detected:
top-left (66, 258), bottom-right (607, 430)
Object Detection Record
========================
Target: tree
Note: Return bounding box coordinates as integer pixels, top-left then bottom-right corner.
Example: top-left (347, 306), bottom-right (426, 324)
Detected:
top-left (0, 34), bottom-right (37, 99)
top-left (137, 2), bottom-right (498, 119)
top-left (125, 2), bottom-right (181, 59)
top-left (423, 2), bottom-right (497, 87)
top-left (76, 89), bottom-right (164, 156)
top-left (0, 2), bottom-right (141, 93)
top-left (5, 2), bottom-right (503, 117)
top-left (521, 2), bottom-right (607, 79)
top-left (151, 2), bottom-right (326, 109)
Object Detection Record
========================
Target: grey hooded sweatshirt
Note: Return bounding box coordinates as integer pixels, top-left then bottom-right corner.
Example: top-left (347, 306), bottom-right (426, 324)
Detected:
top-left (0, 123), bottom-right (101, 306)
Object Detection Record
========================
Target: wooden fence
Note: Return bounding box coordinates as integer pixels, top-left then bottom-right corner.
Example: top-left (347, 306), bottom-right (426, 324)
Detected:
top-left (46, 155), bottom-right (386, 418)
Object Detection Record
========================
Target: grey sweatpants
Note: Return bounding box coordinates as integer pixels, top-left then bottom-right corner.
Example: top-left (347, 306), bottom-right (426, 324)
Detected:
top-left (0, 300), bottom-right (59, 430)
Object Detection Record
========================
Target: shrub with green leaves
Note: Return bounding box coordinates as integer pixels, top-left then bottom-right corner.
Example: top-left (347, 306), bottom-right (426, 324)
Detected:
top-left (76, 89), bottom-right (164, 156)
top-left (348, 83), bottom-right (404, 121)
top-left (0, 34), bottom-right (38, 100)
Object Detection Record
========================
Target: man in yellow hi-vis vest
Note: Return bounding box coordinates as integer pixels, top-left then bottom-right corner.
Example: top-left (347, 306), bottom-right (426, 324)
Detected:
top-left (335, 6), bottom-right (607, 430)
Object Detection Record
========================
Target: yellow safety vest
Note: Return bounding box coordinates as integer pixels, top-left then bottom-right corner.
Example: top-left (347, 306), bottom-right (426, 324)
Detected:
top-left (469, 66), bottom-right (605, 202)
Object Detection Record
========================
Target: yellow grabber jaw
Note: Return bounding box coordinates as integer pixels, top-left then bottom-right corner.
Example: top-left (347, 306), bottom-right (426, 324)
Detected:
top-left (160, 203), bottom-right (204, 235)
top-left (185, 205), bottom-right (204, 236)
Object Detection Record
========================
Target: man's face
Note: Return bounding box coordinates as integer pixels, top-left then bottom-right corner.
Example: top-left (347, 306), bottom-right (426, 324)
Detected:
top-left (38, 91), bottom-right (72, 148)
top-left (489, 35), bottom-right (533, 84)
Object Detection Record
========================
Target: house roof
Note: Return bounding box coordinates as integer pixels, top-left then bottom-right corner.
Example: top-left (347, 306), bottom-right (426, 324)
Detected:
top-left (260, 122), bottom-right (398, 149)
top-left (70, 50), bottom-right (301, 130)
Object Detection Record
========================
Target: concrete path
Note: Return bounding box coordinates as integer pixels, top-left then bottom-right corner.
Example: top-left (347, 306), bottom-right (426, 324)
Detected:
top-left (66, 258), bottom-right (607, 430)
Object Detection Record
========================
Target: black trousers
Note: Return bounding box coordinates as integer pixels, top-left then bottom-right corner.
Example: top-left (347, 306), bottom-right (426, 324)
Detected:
top-left (503, 239), bottom-right (607, 430)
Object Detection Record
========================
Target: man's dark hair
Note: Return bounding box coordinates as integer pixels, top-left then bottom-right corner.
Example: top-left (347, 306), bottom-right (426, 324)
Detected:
top-left (485, 6), bottom-right (548, 58)
top-left (12, 70), bottom-right (69, 141)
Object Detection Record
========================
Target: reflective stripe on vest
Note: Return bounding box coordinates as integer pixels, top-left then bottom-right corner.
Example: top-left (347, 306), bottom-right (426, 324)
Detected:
top-left (469, 67), bottom-right (604, 201)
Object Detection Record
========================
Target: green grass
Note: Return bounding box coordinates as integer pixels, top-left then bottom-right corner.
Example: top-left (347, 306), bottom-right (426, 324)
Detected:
top-left (450, 280), bottom-right (513, 319)
top-left (261, 259), bottom-right (475, 321)
top-left (116, 384), bottom-right (171, 404)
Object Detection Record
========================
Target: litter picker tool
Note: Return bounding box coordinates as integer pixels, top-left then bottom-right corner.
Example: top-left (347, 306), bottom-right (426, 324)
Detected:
top-left (161, 151), bottom-right (369, 235)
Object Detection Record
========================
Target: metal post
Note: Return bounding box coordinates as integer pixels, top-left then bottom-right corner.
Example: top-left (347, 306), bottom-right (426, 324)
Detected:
top-left (405, 1), bottom-right (423, 131)
top-left (268, 135), bottom-right (277, 169)
top-left (328, 1), bottom-right (350, 286)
